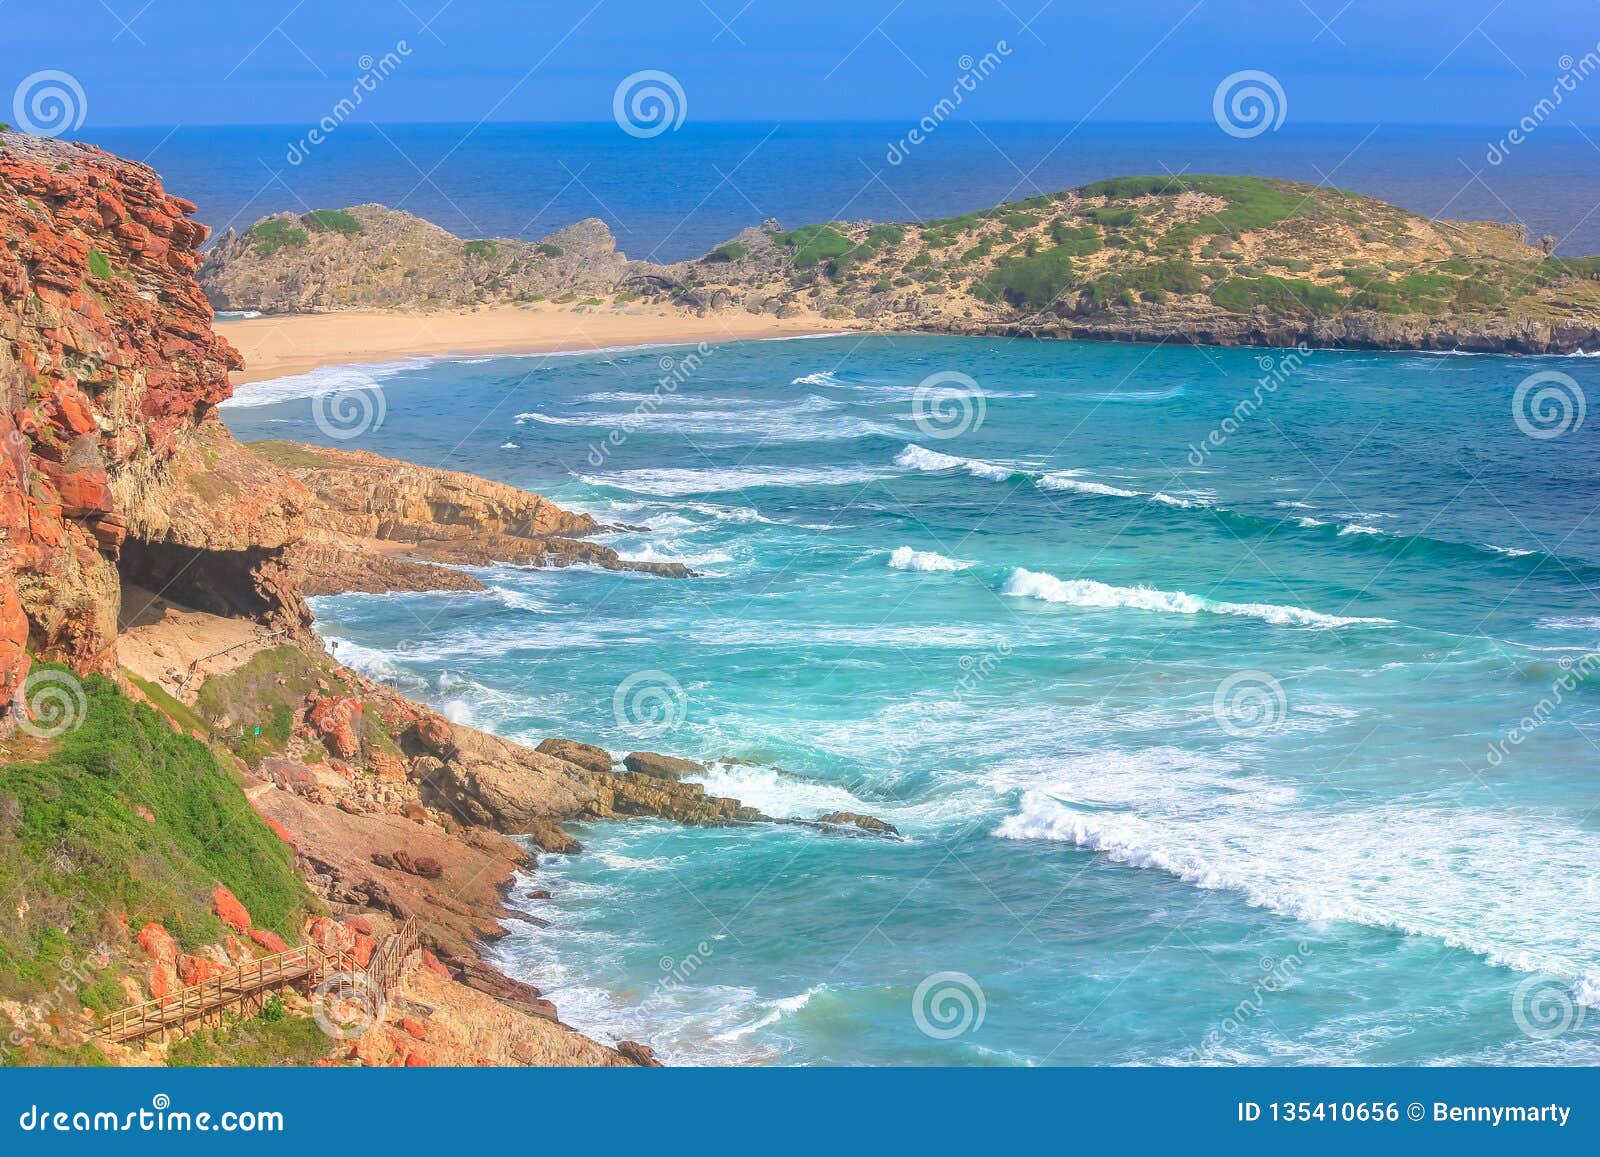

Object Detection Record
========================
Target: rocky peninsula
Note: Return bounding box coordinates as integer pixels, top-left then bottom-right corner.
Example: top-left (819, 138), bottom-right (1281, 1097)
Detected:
top-left (201, 175), bottom-right (1600, 354)
top-left (0, 129), bottom-right (889, 1068)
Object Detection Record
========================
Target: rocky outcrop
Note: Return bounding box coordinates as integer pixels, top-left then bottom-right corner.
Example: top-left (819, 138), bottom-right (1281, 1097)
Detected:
top-left (199, 205), bottom-right (643, 313)
top-left (203, 177), bottom-right (1600, 353)
top-left (247, 440), bottom-right (693, 589)
top-left (623, 751), bottom-right (704, 780)
top-left (0, 131), bottom-right (315, 707)
top-left (535, 738), bottom-right (614, 774)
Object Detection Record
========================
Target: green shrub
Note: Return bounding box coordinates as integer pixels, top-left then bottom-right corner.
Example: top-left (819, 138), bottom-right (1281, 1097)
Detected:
top-left (1049, 221), bottom-right (1103, 256)
top-left (464, 239), bottom-right (502, 260)
top-left (1210, 274), bottom-right (1344, 316)
top-left (1082, 205), bottom-right (1141, 227)
top-left (866, 224), bottom-right (906, 248)
top-left (245, 220), bottom-right (309, 258)
top-left (978, 245), bottom-right (1077, 309)
top-left (778, 224), bottom-right (853, 269)
top-left (85, 250), bottom-right (117, 280)
top-left (536, 242), bottom-right (563, 258)
top-left (707, 241), bottom-right (746, 263)
top-left (300, 209), bottom-right (363, 236)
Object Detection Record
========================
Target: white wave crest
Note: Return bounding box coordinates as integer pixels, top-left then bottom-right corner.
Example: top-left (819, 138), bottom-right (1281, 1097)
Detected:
top-left (1000, 567), bottom-right (1391, 628)
top-left (895, 443), bottom-right (1016, 481)
top-left (992, 749), bottom-right (1600, 998)
top-left (888, 546), bottom-right (972, 573)
top-left (579, 465), bottom-right (889, 496)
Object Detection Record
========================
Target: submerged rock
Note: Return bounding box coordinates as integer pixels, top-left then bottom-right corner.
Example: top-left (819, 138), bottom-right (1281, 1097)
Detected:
top-left (814, 811), bottom-right (902, 838)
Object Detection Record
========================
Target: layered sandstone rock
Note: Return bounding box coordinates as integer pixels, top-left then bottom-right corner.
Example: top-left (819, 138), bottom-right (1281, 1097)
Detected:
top-left (0, 131), bottom-right (308, 705)
top-left (246, 440), bottom-right (693, 588)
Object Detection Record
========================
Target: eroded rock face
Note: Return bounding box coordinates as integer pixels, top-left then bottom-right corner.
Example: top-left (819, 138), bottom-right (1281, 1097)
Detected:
top-left (247, 440), bottom-right (692, 588)
top-left (199, 205), bottom-right (645, 313)
top-left (0, 132), bottom-right (307, 704)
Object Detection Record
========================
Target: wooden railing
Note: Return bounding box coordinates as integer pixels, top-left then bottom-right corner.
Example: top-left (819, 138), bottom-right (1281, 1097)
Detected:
top-left (365, 919), bottom-right (419, 998)
top-left (96, 922), bottom-right (424, 1046)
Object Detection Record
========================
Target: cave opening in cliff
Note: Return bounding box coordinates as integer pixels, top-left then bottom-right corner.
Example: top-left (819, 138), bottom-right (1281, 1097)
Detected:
top-left (116, 539), bottom-right (284, 625)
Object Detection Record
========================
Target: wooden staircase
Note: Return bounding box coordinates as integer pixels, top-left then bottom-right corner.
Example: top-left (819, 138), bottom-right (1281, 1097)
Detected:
top-left (98, 919), bottom-right (418, 1044)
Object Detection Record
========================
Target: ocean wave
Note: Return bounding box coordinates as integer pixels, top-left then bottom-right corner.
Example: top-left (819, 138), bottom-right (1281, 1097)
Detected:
top-left (791, 371), bottom-right (841, 386)
top-left (220, 359), bottom-right (421, 408)
top-left (1036, 472), bottom-right (1141, 499)
top-left (894, 443), bottom-right (1023, 482)
top-left (711, 985), bottom-right (830, 1042)
top-left (992, 749), bottom-right (1600, 999)
top-left (1000, 567), bottom-right (1391, 628)
top-left (1536, 615), bottom-right (1600, 631)
top-left (578, 465), bottom-right (890, 496)
top-left (887, 546), bottom-right (972, 572)
top-left (1081, 384), bottom-right (1187, 402)
top-left (691, 761), bottom-right (878, 819)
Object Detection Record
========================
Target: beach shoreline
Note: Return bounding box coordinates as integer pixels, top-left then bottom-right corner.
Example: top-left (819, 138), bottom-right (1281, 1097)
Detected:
top-left (220, 303), bottom-right (853, 384)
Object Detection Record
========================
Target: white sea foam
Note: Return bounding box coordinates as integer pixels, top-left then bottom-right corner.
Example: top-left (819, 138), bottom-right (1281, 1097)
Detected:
top-left (1036, 473), bottom-right (1141, 499)
top-left (578, 465), bottom-right (889, 496)
top-left (499, 441), bottom-right (519, 449)
top-left (690, 762), bottom-right (876, 819)
top-left (895, 443), bottom-right (1018, 481)
top-left (1536, 615), bottom-right (1600, 631)
top-left (993, 748), bottom-right (1600, 998)
top-left (1337, 524), bottom-right (1385, 537)
top-left (1000, 567), bottom-right (1391, 628)
top-left (887, 546), bottom-right (972, 573)
top-left (711, 985), bottom-right (829, 1041)
top-left (791, 371), bottom-right (841, 386)
top-left (220, 359), bottom-right (419, 407)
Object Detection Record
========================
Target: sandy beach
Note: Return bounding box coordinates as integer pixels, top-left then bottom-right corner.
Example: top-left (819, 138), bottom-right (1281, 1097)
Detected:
top-left (220, 303), bottom-right (853, 384)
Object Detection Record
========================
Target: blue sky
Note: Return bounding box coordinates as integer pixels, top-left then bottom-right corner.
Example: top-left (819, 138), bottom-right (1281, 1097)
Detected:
top-left (7, 0), bottom-right (1600, 127)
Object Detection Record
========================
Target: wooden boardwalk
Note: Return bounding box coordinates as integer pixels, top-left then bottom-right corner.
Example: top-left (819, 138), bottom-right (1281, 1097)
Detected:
top-left (99, 920), bottom-right (418, 1045)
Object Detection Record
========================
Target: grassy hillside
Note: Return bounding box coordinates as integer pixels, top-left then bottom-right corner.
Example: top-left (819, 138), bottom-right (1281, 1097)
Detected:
top-left (692, 174), bottom-right (1600, 331)
top-left (0, 670), bottom-right (313, 1057)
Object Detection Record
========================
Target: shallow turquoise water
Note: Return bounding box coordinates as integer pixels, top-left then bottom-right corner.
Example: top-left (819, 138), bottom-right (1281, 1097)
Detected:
top-left (221, 334), bottom-right (1600, 1065)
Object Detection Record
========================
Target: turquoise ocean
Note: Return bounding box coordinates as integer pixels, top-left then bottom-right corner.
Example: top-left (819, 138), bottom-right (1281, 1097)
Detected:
top-left (220, 333), bottom-right (1600, 1065)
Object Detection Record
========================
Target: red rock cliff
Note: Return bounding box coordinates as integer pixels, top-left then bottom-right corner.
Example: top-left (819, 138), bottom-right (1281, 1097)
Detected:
top-left (0, 131), bottom-right (306, 707)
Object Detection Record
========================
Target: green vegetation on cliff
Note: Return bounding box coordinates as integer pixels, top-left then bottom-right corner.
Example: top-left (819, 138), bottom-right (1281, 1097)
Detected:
top-left (244, 219), bottom-right (308, 258)
top-left (301, 208), bottom-right (364, 236)
top-left (0, 671), bottom-right (312, 1022)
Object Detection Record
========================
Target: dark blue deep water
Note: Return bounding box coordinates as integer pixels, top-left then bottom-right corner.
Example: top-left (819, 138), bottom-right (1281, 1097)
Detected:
top-left (94, 122), bottom-right (1600, 260)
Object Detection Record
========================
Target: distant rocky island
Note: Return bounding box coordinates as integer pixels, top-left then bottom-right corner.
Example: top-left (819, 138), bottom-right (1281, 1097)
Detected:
top-left (201, 175), bottom-right (1600, 353)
